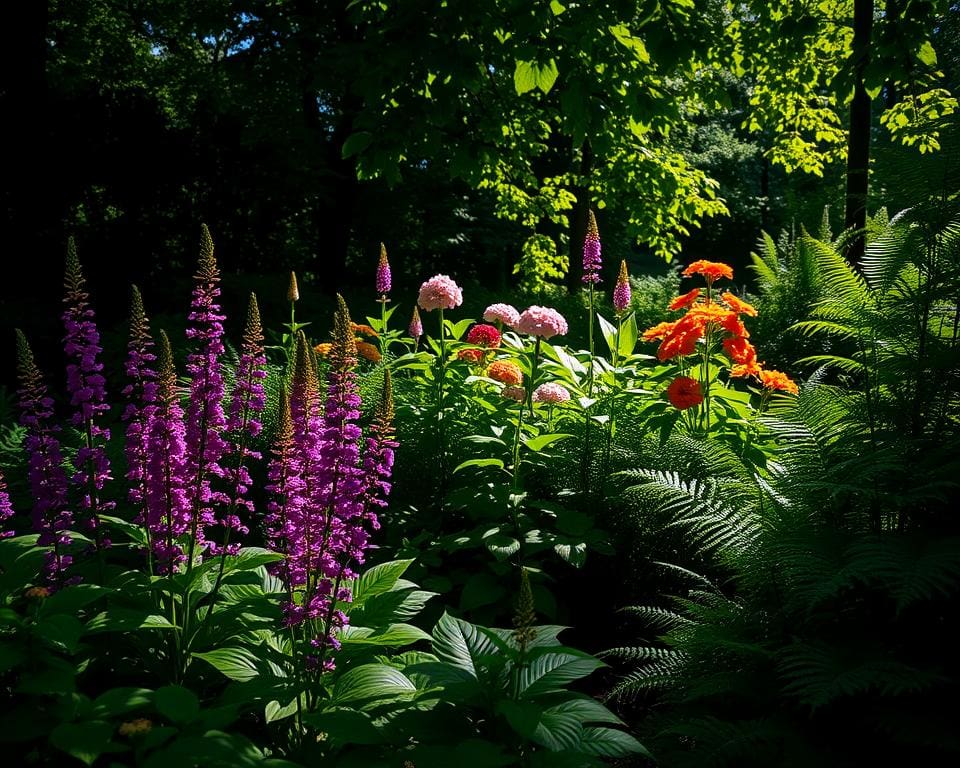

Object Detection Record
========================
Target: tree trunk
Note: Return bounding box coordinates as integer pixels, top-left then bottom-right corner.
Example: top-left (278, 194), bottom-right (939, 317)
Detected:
top-left (844, 0), bottom-right (874, 264)
top-left (566, 141), bottom-right (594, 293)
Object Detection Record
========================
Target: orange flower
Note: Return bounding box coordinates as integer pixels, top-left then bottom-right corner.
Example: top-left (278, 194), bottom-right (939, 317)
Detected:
top-left (721, 292), bottom-right (757, 317)
top-left (458, 348), bottom-right (485, 364)
top-left (351, 322), bottom-right (379, 338)
top-left (356, 340), bottom-right (382, 363)
top-left (642, 321), bottom-right (677, 342)
top-left (722, 336), bottom-right (757, 366)
top-left (657, 328), bottom-right (700, 361)
top-left (719, 311), bottom-right (749, 338)
top-left (314, 342), bottom-right (333, 356)
top-left (682, 260), bottom-right (733, 283)
top-left (760, 369), bottom-right (799, 394)
top-left (667, 376), bottom-right (704, 410)
top-left (486, 360), bottom-right (523, 386)
top-left (668, 288), bottom-right (701, 311)
top-left (730, 361), bottom-right (762, 379)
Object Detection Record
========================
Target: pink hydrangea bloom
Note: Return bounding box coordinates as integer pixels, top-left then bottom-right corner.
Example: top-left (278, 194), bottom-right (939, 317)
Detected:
top-left (515, 306), bottom-right (569, 339)
top-left (533, 382), bottom-right (571, 404)
top-left (483, 303), bottom-right (520, 327)
top-left (501, 385), bottom-right (526, 402)
top-left (418, 274), bottom-right (463, 311)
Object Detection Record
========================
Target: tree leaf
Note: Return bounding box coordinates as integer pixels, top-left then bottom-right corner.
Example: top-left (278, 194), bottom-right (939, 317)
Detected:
top-left (454, 458), bottom-right (505, 473)
top-left (155, 685), bottom-right (200, 724)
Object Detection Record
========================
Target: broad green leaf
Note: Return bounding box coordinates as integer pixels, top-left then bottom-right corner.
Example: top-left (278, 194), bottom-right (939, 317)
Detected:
top-left (454, 458), bottom-right (505, 473)
top-left (431, 612), bottom-right (503, 677)
top-left (353, 559), bottom-right (414, 602)
top-left (155, 685), bottom-right (200, 724)
top-left (332, 663), bottom-right (417, 704)
top-left (339, 623), bottom-right (431, 647)
top-left (35, 613), bottom-right (85, 653)
top-left (50, 721), bottom-right (115, 766)
top-left (92, 687), bottom-right (153, 718)
top-left (193, 646), bottom-right (261, 682)
top-left (514, 60), bottom-right (538, 94)
top-left (578, 726), bottom-right (651, 758)
top-left (85, 610), bottom-right (177, 634)
top-left (498, 699), bottom-right (542, 739)
top-left (41, 584), bottom-right (111, 616)
top-left (342, 131), bottom-right (373, 158)
top-left (302, 708), bottom-right (382, 745)
top-left (554, 541), bottom-right (588, 568)
top-left (517, 648), bottom-right (606, 697)
top-left (917, 40), bottom-right (937, 67)
top-left (524, 433), bottom-right (574, 452)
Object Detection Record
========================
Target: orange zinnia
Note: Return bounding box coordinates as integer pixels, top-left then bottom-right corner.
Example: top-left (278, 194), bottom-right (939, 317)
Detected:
top-left (642, 321), bottom-right (677, 342)
top-left (760, 369), bottom-right (799, 394)
top-left (668, 288), bottom-right (701, 311)
top-left (356, 340), bottom-right (382, 363)
top-left (730, 361), bottom-right (762, 379)
top-left (458, 348), bottom-right (485, 364)
top-left (719, 311), bottom-right (749, 338)
top-left (351, 322), bottom-right (379, 338)
top-left (682, 260), bottom-right (734, 283)
top-left (721, 292), bottom-right (757, 317)
top-left (722, 336), bottom-right (757, 365)
top-left (314, 342), bottom-right (333, 356)
top-left (667, 376), bottom-right (704, 410)
top-left (486, 360), bottom-right (523, 386)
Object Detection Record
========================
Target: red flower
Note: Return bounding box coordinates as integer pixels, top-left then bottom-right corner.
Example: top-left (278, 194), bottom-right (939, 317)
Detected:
top-left (719, 311), bottom-right (749, 338)
top-left (668, 288), bottom-right (701, 311)
top-left (667, 377), bottom-right (704, 410)
top-left (682, 260), bottom-right (734, 283)
top-left (466, 324), bottom-right (502, 348)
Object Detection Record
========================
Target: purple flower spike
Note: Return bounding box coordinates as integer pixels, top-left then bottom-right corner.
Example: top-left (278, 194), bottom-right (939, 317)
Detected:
top-left (376, 243), bottom-right (392, 297)
top-left (613, 259), bottom-right (632, 314)
top-left (220, 294), bottom-right (267, 553)
top-left (16, 330), bottom-right (73, 584)
top-left (0, 468), bottom-right (15, 539)
top-left (63, 239), bottom-right (114, 546)
top-left (145, 332), bottom-right (190, 573)
top-left (183, 225), bottom-right (230, 560)
top-left (122, 286), bottom-right (158, 526)
top-left (582, 209), bottom-right (602, 285)
top-left (408, 306), bottom-right (423, 340)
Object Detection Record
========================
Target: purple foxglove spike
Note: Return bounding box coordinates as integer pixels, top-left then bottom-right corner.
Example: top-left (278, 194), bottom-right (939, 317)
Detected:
top-left (16, 330), bottom-right (74, 584)
top-left (63, 238), bottom-right (114, 546)
top-left (376, 243), bottom-right (392, 297)
top-left (0, 468), bottom-right (15, 539)
top-left (183, 225), bottom-right (230, 559)
top-left (613, 259), bottom-right (632, 314)
top-left (582, 209), bottom-right (602, 285)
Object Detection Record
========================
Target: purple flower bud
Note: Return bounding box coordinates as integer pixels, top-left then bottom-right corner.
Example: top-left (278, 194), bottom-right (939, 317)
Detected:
top-left (376, 243), bottom-right (391, 296)
top-left (582, 209), bottom-right (602, 285)
top-left (613, 259), bottom-right (632, 314)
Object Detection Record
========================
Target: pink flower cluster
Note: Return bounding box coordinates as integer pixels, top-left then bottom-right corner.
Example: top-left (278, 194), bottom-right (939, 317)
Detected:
top-left (515, 306), bottom-right (569, 339)
top-left (418, 274), bottom-right (463, 311)
top-left (483, 303), bottom-right (520, 327)
top-left (533, 382), bottom-right (571, 404)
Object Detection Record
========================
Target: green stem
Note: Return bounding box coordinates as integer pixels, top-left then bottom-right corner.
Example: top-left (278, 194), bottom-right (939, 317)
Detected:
top-left (437, 308), bottom-right (447, 493)
top-left (379, 298), bottom-right (388, 357)
top-left (527, 337), bottom-right (542, 417)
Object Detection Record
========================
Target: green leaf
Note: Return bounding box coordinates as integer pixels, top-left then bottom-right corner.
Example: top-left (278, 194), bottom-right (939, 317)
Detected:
top-left (332, 663), bottom-right (417, 704)
top-left (524, 433), bottom-right (574, 452)
top-left (155, 685), bottom-right (200, 724)
top-left (193, 646), bottom-right (261, 682)
top-left (85, 610), bottom-right (177, 634)
top-left (536, 59), bottom-right (559, 94)
top-left (514, 60), bottom-right (538, 95)
top-left (554, 541), bottom-right (588, 568)
top-left (92, 687), bottom-right (154, 718)
top-left (301, 708), bottom-right (382, 745)
top-left (498, 699), bottom-right (542, 739)
top-left (35, 613), bottom-right (85, 653)
top-left (454, 458), bottom-right (505, 473)
top-left (431, 613), bottom-right (503, 677)
top-left (353, 559), bottom-right (414, 602)
top-left (342, 131), bottom-right (373, 158)
top-left (339, 623), bottom-right (431, 647)
top-left (40, 584), bottom-right (111, 616)
top-left (917, 40), bottom-right (937, 67)
top-left (50, 721), bottom-right (115, 766)
top-left (550, 1), bottom-right (566, 15)
top-left (578, 726), bottom-right (651, 758)
top-left (517, 648), bottom-right (606, 698)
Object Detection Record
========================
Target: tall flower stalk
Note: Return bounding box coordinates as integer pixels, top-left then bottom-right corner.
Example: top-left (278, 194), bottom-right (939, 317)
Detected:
top-left (183, 225), bottom-right (229, 566)
top-left (122, 286), bottom-right (158, 543)
top-left (0, 468), bottom-right (14, 539)
top-left (606, 260), bottom-right (632, 472)
top-left (287, 271), bottom-right (300, 365)
top-left (144, 331), bottom-right (190, 574)
top-left (63, 239), bottom-right (113, 551)
top-left (16, 330), bottom-right (73, 585)
top-left (581, 212), bottom-right (601, 493)
top-left (376, 243), bottom-right (391, 357)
